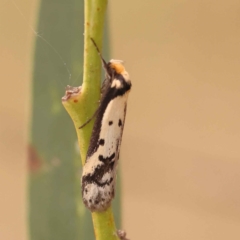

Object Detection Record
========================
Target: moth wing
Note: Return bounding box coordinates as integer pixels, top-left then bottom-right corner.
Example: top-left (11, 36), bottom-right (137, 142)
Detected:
top-left (82, 92), bottom-right (129, 211)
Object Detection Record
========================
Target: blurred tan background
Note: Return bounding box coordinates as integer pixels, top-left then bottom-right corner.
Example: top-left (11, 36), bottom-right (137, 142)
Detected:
top-left (1, 0), bottom-right (240, 239)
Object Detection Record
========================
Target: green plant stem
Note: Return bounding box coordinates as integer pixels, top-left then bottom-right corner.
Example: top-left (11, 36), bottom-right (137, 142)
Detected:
top-left (62, 0), bottom-right (120, 239)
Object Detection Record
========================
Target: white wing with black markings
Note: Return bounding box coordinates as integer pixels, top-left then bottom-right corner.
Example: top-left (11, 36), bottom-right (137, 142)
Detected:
top-left (81, 54), bottom-right (131, 212)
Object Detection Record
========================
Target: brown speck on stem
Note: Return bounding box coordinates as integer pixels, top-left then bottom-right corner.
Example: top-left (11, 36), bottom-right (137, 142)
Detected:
top-left (117, 230), bottom-right (130, 240)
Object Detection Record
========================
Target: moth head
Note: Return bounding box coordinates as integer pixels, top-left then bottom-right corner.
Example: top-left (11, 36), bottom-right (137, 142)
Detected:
top-left (109, 59), bottom-right (125, 74)
top-left (108, 59), bottom-right (130, 82)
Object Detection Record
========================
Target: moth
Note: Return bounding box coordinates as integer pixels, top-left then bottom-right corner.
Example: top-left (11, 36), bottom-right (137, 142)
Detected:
top-left (81, 39), bottom-right (132, 212)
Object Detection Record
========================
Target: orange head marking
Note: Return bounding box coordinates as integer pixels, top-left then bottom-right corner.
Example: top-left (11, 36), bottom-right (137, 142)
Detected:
top-left (109, 59), bottom-right (125, 74)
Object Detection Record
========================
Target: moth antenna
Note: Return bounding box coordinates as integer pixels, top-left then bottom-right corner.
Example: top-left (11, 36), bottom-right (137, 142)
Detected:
top-left (90, 38), bottom-right (109, 72)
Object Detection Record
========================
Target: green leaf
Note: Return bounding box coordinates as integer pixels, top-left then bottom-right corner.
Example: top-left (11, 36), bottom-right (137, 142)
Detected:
top-left (28, 1), bottom-right (120, 240)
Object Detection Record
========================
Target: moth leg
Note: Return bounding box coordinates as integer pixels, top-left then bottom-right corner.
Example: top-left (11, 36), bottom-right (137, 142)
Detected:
top-left (79, 110), bottom-right (98, 129)
top-left (116, 230), bottom-right (130, 240)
